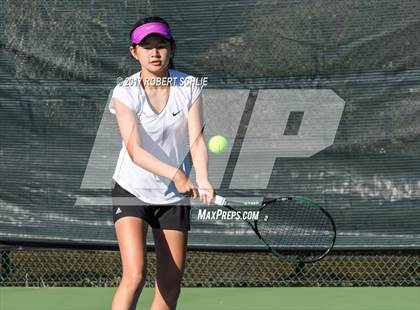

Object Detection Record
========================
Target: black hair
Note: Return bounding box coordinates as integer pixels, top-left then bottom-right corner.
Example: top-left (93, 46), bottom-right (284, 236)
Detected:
top-left (130, 16), bottom-right (175, 69)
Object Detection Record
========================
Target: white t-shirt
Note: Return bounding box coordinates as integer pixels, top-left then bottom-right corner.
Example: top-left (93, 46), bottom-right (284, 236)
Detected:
top-left (109, 69), bottom-right (203, 204)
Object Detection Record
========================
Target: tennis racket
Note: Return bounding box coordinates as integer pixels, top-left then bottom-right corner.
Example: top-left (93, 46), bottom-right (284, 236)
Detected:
top-left (207, 193), bottom-right (336, 265)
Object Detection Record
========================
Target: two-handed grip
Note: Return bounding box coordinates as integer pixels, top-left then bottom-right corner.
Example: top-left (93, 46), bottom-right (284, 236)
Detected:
top-left (184, 189), bottom-right (226, 206)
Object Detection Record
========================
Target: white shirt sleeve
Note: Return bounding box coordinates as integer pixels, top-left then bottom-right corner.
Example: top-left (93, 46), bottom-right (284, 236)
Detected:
top-left (189, 78), bottom-right (203, 109)
top-left (109, 84), bottom-right (137, 114)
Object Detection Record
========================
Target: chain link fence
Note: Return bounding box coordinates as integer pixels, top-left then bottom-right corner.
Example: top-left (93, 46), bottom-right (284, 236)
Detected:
top-left (1, 247), bottom-right (418, 287)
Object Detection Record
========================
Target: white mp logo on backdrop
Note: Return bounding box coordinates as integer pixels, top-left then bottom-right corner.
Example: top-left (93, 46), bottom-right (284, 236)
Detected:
top-left (75, 88), bottom-right (345, 207)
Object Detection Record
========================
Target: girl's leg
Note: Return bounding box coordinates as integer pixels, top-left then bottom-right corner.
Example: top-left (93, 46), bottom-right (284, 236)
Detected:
top-left (112, 217), bottom-right (148, 310)
top-left (150, 229), bottom-right (188, 310)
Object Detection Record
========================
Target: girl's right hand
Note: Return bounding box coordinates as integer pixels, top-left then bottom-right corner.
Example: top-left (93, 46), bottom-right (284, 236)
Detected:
top-left (173, 169), bottom-right (198, 199)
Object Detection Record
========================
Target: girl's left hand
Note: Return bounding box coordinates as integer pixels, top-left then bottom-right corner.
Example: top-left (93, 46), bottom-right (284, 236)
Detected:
top-left (196, 179), bottom-right (214, 205)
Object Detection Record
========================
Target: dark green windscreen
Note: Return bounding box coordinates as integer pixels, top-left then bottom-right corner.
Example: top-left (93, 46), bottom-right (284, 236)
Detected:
top-left (1, 0), bottom-right (419, 249)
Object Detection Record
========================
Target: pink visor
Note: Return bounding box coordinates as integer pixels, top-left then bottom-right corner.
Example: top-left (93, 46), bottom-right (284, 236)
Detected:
top-left (131, 22), bottom-right (172, 44)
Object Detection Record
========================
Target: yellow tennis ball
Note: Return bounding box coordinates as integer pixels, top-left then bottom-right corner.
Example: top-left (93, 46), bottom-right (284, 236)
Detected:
top-left (208, 135), bottom-right (228, 154)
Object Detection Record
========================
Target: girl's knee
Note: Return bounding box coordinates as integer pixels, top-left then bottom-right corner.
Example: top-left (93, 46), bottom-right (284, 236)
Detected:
top-left (121, 271), bottom-right (146, 289)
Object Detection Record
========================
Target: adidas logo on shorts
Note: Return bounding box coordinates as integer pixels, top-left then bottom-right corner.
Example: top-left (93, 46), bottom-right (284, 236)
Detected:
top-left (115, 207), bottom-right (122, 215)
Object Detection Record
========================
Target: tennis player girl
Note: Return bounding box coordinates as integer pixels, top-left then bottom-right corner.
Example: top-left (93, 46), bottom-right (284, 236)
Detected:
top-left (109, 16), bottom-right (214, 309)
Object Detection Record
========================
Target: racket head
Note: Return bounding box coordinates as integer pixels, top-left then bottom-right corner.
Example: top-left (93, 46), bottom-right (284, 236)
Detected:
top-left (255, 196), bottom-right (336, 264)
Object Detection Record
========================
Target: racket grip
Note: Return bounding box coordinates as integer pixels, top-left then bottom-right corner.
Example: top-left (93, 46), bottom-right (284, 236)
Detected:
top-left (197, 188), bottom-right (226, 205)
top-left (213, 195), bottom-right (226, 206)
top-left (185, 190), bottom-right (226, 206)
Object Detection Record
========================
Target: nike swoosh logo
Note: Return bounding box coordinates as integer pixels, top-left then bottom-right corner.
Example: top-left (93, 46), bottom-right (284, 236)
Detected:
top-left (172, 110), bottom-right (182, 116)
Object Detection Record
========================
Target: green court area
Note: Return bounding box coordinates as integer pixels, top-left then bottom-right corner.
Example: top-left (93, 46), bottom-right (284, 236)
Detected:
top-left (1, 287), bottom-right (418, 310)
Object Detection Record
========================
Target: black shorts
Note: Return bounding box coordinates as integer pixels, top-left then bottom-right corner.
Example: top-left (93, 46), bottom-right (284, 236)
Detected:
top-left (111, 182), bottom-right (191, 231)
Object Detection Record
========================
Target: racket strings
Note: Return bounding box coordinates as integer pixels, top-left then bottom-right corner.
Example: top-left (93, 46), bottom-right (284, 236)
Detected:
top-left (258, 199), bottom-right (334, 261)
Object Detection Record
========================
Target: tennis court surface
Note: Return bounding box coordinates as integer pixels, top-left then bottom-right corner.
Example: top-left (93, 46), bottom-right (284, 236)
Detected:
top-left (1, 287), bottom-right (419, 310)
